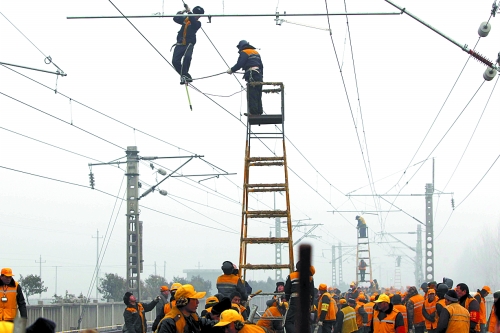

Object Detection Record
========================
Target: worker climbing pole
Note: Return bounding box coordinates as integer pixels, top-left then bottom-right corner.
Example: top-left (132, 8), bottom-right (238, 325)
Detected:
top-left (355, 215), bottom-right (372, 284)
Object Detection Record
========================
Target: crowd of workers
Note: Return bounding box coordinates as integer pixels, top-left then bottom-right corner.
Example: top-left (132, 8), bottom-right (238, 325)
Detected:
top-left (119, 260), bottom-right (500, 333)
top-left (1, 263), bottom-right (499, 333)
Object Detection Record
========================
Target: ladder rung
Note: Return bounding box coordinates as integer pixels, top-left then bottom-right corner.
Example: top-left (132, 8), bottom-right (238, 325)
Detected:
top-left (247, 183), bottom-right (286, 188)
top-left (240, 264), bottom-right (290, 270)
top-left (248, 157), bottom-right (284, 162)
top-left (248, 187), bottom-right (286, 193)
top-left (242, 237), bottom-right (290, 244)
top-left (249, 162), bottom-right (284, 167)
top-left (246, 210), bottom-right (288, 218)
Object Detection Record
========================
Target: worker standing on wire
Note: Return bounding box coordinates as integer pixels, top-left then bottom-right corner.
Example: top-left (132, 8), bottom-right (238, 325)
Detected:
top-left (172, 4), bottom-right (204, 84)
top-left (226, 40), bottom-right (264, 115)
top-left (356, 216), bottom-right (367, 238)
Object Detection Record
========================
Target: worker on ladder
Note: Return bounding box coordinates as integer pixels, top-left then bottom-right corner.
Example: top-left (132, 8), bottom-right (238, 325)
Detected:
top-left (359, 259), bottom-right (368, 282)
top-left (226, 40), bottom-right (264, 115)
top-left (356, 216), bottom-right (367, 238)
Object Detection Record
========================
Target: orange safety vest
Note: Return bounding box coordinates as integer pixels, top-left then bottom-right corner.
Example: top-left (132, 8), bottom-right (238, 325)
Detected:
top-left (424, 298), bottom-right (438, 329)
top-left (256, 306), bottom-right (282, 331)
top-left (373, 308), bottom-right (400, 333)
top-left (487, 304), bottom-right (497, 333)
top-left (476, 294), bottom-right (487, 324)
top-left (464, 296), bottom-right (481, 331)
top-left (364, 302), bottom-right (375, 326)
top-left (0, 282), bottom-right (18, 321)
top-left (410, 294), bottom-right (425, 324)
top-left (445, 302), bottom-right (470, 333)
top-left (317, 292), bottom-right (337, 321)
top-left (163, 300), bottom-right (176, 314)
top-left (355, 303), bottom-right (364, 327)
top-left (393, 304), bottom-right (407, 332)
top-left (160, 306), bottom-right (199, 333)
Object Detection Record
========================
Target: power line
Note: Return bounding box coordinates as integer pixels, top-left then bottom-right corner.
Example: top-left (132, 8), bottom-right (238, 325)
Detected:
top-left (0, 91), bottom-right (124, 150)
top-left (341, 0), bottom-right (383, 230)
top-left (0, 126), bottom-right (124, 167)
top-left (436, 152), bottom-right (500, 239)
top-left (1, 64), bottom-right (197, 155)
top-left (0, 11), bottom-right (65, 75)
top-left (0, 165), bottom-right (238, 233)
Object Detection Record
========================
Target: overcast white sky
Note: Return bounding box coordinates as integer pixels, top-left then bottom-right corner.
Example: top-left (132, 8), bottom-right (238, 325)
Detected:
top-left (1, 0), bottom-right (499, 300)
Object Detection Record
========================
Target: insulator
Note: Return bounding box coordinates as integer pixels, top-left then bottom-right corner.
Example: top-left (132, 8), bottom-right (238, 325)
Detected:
top-left (483, 67), bottom-right (497, 81)
top-left (469, 49), bottom-right (494, 67)
top-left (451, 198), bottom-right (455, 209)
top-left (157, 168), bottom-right (167, 176)
top-left (478, 22), bottom-right (491, 37)
top-left (159, 190), bottom-right (168, 196)
top-left (89, 173), bottom-right (95, 189)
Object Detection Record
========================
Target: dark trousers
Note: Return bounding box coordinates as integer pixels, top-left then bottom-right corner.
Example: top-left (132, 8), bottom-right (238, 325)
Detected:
top-left (415, 326), bottom-right (425, 333)
top-left (246, 70), bottom-right (263, 115)
top-left (360, 270), bottom-right (366, 282)
top-left (172, 43), bottom-right (194, 76)
top-left (321, 321), bottom-right (335, 333)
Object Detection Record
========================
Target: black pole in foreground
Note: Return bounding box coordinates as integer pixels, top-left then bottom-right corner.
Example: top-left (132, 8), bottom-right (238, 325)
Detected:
top-left (296, 244), bottom-right (312, 333)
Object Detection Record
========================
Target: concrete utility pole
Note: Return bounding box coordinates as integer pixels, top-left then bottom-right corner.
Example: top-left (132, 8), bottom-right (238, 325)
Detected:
top-left (35, 255), bottom-right (46, 299)
top-left (416, 224), bottom-right (423, 284)
top-left (332, 245), bottom-right (336, 287)
top-left (126, 146), bottom-right (142, 300)
top-left (88, 146), bottom-right (234, 300)
top-left (92, 229), bottom-right (103, 301)
top-left (338, 242), bottom-right (343, 284)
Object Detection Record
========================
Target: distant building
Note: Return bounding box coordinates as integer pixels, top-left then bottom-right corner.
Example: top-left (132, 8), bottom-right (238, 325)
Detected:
top-left (183, 269), bottom-right (220, 295)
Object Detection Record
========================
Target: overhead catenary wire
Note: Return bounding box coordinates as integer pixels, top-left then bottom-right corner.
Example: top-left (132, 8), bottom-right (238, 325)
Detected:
top-left (0, 11), bottom-right (65, 75)
top-left (0, 91), bottom-right (124, 150)
top-left (0, 64), bottom-right (197, 155)
top-left (341, 0), bottom-right (384, 230)
top-left (380, 0), bottom-right (498, 225)
top-left (436, 152), bottom-right (500, 239)
top-left (433, 75), bottom-right (499, 221)
top-left (0, 165), bottom-right (238, 234)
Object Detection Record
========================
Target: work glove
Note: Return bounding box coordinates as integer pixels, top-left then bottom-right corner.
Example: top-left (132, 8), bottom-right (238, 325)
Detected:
top-left (317, 321), bottom-right (323, 326)
top-left (155, 296), bottom-right (161, 302)
top-left (226, 68), bottom-right (233, 74)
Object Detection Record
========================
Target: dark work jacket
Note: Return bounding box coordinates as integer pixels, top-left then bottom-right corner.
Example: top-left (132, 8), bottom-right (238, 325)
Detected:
top-left (123, 300), bottom-right (158, 333)
top-left (284, 270), bottom-right (315, 305)
top-left (174, 13), bottom-right (201, 45)
top-left (230, 46), bottom-right (264, 80)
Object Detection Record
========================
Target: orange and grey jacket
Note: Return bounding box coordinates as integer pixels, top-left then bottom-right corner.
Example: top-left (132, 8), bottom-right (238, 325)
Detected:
top-left (124, 300), bottom-right (158, 333)
top-left (156, 305), bottom-right (214, 333)
top-left (0, 279), bottom-right (27, 321)
top-left (216, 274), bottom-right (247, 300)
top-left (230, 46), bottom-right (264, 78)
top-left (284, 268), bottom-right (315, 304)
top-left (173, 13), bottom-right (201, 45)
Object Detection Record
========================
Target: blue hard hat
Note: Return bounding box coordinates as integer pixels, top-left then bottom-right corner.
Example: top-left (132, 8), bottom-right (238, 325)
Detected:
top-left (236, 40), bottom-right (249, 50)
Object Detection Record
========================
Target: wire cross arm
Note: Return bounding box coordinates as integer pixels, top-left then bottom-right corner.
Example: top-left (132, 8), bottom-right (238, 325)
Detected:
top-left (0, 61), bottom-right (67, 76)
top-left (67, 11), bottom-right (402, 20)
